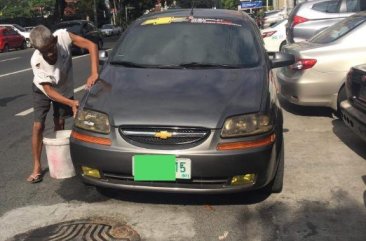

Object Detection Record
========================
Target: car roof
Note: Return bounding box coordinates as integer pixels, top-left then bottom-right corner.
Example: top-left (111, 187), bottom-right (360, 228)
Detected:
top-left (56, 20), bottom-right (90, 24)
top-left (140, 8), bottom-right (250, 23)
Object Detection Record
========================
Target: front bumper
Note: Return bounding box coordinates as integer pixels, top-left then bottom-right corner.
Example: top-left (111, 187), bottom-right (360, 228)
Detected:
top-left (340, 100), bottom-right (366, 142)
top-left (70, 130), bottom-right (282, 194)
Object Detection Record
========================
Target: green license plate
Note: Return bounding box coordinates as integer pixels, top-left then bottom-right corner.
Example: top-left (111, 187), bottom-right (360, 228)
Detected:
top-left (133, 155), bottom-right (191, 181)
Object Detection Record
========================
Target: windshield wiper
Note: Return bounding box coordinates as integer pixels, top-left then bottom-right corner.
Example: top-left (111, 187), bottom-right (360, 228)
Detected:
top-left (110, 61), bottom-right (149, 68)
top-left (176, 62), bottom-right (241, 69)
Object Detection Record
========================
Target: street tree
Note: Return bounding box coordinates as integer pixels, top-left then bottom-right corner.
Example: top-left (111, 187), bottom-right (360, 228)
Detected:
top-left (221, 0), bottom-right (239, 10)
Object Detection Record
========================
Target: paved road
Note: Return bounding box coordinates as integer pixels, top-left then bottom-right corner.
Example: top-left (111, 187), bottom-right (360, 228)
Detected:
top-left (0, 38), bottom-right (365, 241)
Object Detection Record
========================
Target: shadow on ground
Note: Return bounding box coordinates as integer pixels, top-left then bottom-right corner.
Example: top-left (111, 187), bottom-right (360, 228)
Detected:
top-left (279, 97), bottom-right (334, 118)
top-left (56, 176), bottom-right (109, 203)
top-left (332, 119), bottom-right (366, 160)
top-left (0, 94), bottom-right (26, 107)
top-left (240, 189), bottom-right (366, 241)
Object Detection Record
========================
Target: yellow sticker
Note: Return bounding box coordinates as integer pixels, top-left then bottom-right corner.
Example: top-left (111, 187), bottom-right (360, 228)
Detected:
top-left (142, 17), bottom-right (174, 25)
top-left (142, 17), bottom-right (187, 25)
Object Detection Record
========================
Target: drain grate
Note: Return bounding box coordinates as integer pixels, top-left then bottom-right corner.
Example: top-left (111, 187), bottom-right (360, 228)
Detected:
top-left (8, 218), bottom-right (140, 241)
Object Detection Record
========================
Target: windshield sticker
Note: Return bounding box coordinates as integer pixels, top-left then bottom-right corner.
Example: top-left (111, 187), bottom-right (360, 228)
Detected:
top-left (141, 17), bottom-right (241, 27)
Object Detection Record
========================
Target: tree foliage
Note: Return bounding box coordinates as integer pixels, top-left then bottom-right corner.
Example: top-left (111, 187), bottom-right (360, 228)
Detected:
top-left (221, 0), bottom-right (239, 10)
top-left (0, 0), bottom-right (54, 18)
top-left (176, 0), bottom-right (215, 8)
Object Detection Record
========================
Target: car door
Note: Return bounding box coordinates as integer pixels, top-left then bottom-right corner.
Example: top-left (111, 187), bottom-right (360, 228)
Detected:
top-left (10, 29), bottom-right (22, 47)
top-left (4, 28), bottom-right (17, 48)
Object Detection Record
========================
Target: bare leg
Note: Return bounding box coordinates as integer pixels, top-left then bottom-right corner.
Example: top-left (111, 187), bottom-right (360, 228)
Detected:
top-left (31, 122), bottom-right (44, 176)
top-left (54, 117), bottom-right (65, 131)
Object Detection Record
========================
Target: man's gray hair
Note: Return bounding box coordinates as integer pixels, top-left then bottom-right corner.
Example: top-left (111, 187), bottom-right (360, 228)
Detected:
top-left (29, 25), bottom-right (53, 49)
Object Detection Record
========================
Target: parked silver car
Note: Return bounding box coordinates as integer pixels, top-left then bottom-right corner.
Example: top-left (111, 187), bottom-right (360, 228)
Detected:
top-left (286, 0), bottom-right (366, 43)
top-left (277, 12), bottom-right (366, 112)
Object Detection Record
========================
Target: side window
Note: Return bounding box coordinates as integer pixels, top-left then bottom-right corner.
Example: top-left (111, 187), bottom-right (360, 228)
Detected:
top-left (9, 29), bottom-right (17, 36)
top-left (86, 23), bottom-right (95, 32)
top-left (312, 0), bottom-right (340, 13)
top-left (89, 23), bottom-right (97, 31)
top-left (345, 0), bottom-right (360, 12)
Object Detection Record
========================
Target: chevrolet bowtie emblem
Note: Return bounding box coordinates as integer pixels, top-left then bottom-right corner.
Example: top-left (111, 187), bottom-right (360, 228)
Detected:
top-left (155, 131), bottom-right (172, 139)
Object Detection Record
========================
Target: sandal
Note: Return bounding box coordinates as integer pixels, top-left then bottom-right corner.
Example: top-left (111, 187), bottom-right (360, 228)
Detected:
top-left (27, 173), bottom-right (43, 183)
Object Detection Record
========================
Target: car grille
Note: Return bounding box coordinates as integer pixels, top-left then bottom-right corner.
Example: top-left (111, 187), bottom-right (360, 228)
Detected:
top-left (103, 172), bottom-right (229, 186)
top-left (119, 127), bottom-right (210, 146)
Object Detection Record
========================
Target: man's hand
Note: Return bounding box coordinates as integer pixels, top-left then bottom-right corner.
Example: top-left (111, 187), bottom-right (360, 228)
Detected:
top-left (71, 100), bottom-right (79, 118)
top-left (86, 73), bottom-right (99, 88)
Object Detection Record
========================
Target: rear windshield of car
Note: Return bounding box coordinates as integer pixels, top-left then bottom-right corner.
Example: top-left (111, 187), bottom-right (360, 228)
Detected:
top-left (312, 0), bottom-right (340, 13)
top-left (265, 11), bottom-right (280, 17)
top-left (309, 15), bottom-right (365, 44)
top-left (102, 24), bottom-right (113, 29)
top-left (111, 19), bottom-right (260, 68)
top-left (269, 19), bottom-right (287, 28)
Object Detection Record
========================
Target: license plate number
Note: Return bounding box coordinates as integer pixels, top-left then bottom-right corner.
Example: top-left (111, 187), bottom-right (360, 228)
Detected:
top-left (132, 155), bottom-right (191, 180)
top-left (175, 158), bottom-right (191, 179)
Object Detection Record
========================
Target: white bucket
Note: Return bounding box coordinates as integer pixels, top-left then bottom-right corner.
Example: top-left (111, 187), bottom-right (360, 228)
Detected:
top-left (43, 130), bottom-right (75, 179)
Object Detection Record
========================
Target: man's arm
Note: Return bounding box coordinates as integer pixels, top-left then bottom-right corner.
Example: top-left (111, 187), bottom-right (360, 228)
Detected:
top-left (43, 84), bottom-right (79, 117)
top-left (68, 32), bottom-right (99, 88)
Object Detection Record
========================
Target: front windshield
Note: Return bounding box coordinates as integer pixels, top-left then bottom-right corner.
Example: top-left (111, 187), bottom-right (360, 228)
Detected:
top-left (111, 18), bottom-right (260, 68)
top-left (310, 16), bottom-right (365, 44)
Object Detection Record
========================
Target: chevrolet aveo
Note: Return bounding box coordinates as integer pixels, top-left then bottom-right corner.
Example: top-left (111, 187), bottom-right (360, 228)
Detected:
top-left (70, 9), bottom-right (294, 194)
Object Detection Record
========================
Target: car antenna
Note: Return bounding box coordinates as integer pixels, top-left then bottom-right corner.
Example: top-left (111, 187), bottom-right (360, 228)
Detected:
top-left (190, 0), bottom-right (195, 16)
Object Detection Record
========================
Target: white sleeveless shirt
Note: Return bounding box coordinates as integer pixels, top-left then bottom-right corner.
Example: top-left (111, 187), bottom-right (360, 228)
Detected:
top-left (31, 29), bottom-right (74, 98)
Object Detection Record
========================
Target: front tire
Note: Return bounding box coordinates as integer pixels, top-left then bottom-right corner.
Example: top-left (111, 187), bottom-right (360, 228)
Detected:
top-left (98, 40), bottom-right (103, 50)
top-left (268, 140), bottom-right (284, 193)
top-left (21, 41), bottom-right (27, 50)
top-left (336, 85), bottom-right (346, 118)
top-left (3, 44), bottom-right (9, 52)
top-left (279, 41), bottom-right (287, 51)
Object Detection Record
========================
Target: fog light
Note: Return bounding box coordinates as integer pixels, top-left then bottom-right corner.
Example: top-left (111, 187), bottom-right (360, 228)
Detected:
top-left (81, 166), bottom-right (101, 178)
top-left (231, 174), bottom-right (256, 186)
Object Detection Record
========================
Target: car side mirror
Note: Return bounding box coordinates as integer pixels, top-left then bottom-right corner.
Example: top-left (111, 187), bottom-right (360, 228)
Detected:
top-left (268, 52), bottom-right (295, 69)
top-left (99, 50), bottom-right (108, 65)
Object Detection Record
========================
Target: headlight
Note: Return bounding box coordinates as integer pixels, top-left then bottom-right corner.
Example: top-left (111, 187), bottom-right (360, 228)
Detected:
top-left (221, 114), bottom-right (273, 138)
top-left (75, 109), bottom-right (110, 134)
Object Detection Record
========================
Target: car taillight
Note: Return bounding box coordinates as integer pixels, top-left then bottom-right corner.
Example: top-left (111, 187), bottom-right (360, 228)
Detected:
top-left (261, 31), bottom-right (277, 38)
top-left (292, 15), bottom-right (308, 27)
top-left (290, 59), bottom-right (317, 70)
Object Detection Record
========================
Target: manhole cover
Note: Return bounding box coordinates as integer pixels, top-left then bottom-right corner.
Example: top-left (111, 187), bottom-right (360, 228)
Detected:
top-left (8, 218), bottom-right (140, 241)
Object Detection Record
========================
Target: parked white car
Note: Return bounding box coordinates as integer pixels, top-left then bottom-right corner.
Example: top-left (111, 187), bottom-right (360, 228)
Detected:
top-left (261, 19), bottom-right (288, 52)
top-left (263, 9), bottom-right (287, 28)
top-left (0, 24), bottom-right (31, 48)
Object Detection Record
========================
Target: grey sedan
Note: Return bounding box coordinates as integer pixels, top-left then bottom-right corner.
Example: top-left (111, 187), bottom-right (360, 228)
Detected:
top-left (70, 9), bottom-right (294, 194)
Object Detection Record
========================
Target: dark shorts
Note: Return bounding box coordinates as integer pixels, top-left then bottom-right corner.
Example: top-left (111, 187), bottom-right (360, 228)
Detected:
top-left (32, 84), bottom-right (73, 123)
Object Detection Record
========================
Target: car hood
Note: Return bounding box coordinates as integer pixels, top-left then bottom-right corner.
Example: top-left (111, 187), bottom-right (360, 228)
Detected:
top-left (86, 66), bottom-right (265, 129)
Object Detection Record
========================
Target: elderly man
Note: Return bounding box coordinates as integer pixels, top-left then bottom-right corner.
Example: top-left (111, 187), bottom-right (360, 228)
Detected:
top-left (27, 25), bottom-right (99, 183)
